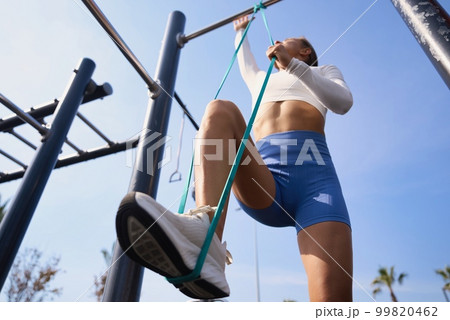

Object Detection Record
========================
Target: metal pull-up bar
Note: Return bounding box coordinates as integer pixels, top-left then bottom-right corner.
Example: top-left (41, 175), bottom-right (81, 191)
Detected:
top-left (0, 149), bottom-right (27, 169)
top-left (0, 81), bottom-right (111, 134)
top-left (80, 0), bottom-right (200, 130)
top-left (81, 0), bottom-right (161, 97)
top-left (76, 112), bottom-right (114, 145)
top-left (0, 93), bottom-right (49, 136)
top-left (173, 92), bottom-right (199, 131)
top-left (181, 0), bottom-right (282, 43)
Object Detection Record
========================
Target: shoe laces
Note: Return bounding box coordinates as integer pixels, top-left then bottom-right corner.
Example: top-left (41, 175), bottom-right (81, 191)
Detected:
top-left (225, 250), bottom-right (233, 265)
top-left (185, 206), bottom-right (233, 266)
top-left (186, 205), bottom-right (217, 216)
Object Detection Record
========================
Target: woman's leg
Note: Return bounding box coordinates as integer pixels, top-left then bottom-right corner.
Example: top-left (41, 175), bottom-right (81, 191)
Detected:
top-left (194, 99), bottom-right (275, 240)
top-left (298, 221), bottom-right (353, 301)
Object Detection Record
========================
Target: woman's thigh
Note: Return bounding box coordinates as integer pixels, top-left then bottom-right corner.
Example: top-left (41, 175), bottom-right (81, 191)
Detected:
top-left (231, 134), bottom-right (277, 209)
top-left (202, 100), bottom-right (277, 210)
top-left (298, 221), bottom-right (353, 301)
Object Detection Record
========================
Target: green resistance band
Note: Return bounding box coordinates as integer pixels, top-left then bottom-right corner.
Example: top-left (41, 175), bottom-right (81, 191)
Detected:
top-left (176, 4), bottom-right (260, 215)
top-left (168, 1), bottom-right (275, 285)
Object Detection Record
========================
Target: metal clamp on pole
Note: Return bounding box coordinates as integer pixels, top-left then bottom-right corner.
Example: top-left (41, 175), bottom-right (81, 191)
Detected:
top-left (82, 81), bottom-right (113, 103)
top-left (81, 0), bottom-right (161, 97)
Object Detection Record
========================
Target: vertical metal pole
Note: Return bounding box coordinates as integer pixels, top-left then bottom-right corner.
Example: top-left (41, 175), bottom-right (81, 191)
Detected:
top-left (254, 221), bottom-right (261, 302)
top-left (103, 11), bottom-right (186, 302)
top-left (0, 58), bottom-right (95, 290)
top-left (391, 0), bottom-right (450, 88)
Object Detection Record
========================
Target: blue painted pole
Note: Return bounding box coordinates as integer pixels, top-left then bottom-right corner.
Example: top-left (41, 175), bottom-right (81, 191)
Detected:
top-left (0, 58), bottom-right (96, 290)
top-left (102, 11), bottom-right (186, 302)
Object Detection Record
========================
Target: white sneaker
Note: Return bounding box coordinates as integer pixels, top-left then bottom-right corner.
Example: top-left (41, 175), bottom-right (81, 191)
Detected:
top-left (116, 192), bottom-right (232, 299)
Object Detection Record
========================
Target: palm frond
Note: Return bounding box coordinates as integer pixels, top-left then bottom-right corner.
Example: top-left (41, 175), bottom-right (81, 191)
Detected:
top-left (373, 267), bottom-right (391, 287)
top-left (371, 278), bottom-right (382, 286)
top-left (390, 266), bottom-right (396, 283)
top-left (379, 267), bottom-right (388, 277)
top-left (436, 269), bottom-right (447, 278)
top-left (372, 287), bottom-right (381, 297)
top-left (398, 273), bottom-right (407, 285)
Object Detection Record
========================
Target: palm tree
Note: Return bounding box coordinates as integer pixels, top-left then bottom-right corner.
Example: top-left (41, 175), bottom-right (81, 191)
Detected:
top-left (371, 266), bottom-right (407, 302)
top-left (435, 266), bottom-right (450, 302)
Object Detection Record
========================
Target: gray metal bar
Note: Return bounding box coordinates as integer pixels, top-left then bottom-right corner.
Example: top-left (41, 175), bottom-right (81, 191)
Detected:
top-left (77, 112), bottom-right (114, 145)
top-left (182, 0), bottom-right (282, 43)
top-left (0, 138), bottom-right (139, 184)
top-left (0, 94), bottom-right (49, 136)
top-left (64, 138), bottom-right (84, 154)
top-left (39, 118), bottom-right (84, 154)
top-left (0, 82), bottom-right (112, 133)
top-left (0, 170), bottom-right (25, 184)
top-left (173, 92), bottom-right (199, 131)
top-left (81, 0), bottom-right (161, 97)
top-left (254, 221), bottom-right (261, 302)
top-left (103, 11), bottom-right (186, 302)
top-left (0, 149), bottom-right (27, 169)
top-left (0, 58), bottom-right (96, 290)
top-left (391, 0), bottom-right (450, 88)
top-left (8, 130), bottom-right (38, 150)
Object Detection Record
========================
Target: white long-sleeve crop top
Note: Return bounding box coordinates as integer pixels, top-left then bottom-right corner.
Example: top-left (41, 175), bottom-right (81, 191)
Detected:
top-left (235, 29), bottom-right (353, 118)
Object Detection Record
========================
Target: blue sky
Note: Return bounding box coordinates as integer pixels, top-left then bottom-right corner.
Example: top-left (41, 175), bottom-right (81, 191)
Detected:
top-left (0, 0), bottom-right (449, 302)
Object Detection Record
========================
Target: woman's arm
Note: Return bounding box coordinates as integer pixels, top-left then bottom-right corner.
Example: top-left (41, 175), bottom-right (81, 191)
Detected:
top-left (234, 18), bottom-right (265, 92)
top-left (286, 58), bottom-right (353, 115)
top-left (266, 42), bottom-right (353, 115)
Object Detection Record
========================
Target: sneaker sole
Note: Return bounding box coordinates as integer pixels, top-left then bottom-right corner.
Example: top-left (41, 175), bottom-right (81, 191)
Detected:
top-left (116, 192), bottom-right (229, 300)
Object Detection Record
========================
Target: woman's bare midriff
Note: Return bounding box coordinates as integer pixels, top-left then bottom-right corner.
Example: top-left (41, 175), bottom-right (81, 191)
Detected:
top-left (253, 100), bottom-right (325, 142)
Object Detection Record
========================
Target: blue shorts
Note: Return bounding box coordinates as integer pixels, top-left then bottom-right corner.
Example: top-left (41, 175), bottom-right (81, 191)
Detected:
top-left (236, 130), bottom-right (350, 233)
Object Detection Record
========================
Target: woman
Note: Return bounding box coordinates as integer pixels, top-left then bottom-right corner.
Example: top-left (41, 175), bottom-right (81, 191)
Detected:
top-left (116, 16), bottom-right (353, 301)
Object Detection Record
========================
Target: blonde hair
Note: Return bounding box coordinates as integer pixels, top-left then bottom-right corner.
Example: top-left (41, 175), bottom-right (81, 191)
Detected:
top-left (298, 37), bottom-right (318, 67)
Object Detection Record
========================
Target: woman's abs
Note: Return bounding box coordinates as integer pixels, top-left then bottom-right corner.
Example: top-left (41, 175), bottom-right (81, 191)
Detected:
top-left (253, 100), bottom-right (325, 141)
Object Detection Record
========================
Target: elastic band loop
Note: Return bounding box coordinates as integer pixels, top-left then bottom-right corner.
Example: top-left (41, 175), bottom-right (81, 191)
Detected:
top-left (178, 7), bottom-right (258, 215)
top-left (253, 1), bottom-right (266, 13)
top-left (167, 57), bottom-right (276, 285)
top-left (214, 10), bottom-right (257, 100)
top-left (177, 152), bottom-right (194, 213)
top-left (168, 1), bottom-right (276, 285)
top-left (260, 6), bottom-right (274, 46)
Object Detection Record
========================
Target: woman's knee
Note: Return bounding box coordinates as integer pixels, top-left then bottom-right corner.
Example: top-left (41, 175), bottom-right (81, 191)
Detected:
top-left (206, 99), bottom-right (238, 111)
top-left (202, 99), bottom-right (244, 129)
